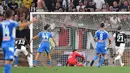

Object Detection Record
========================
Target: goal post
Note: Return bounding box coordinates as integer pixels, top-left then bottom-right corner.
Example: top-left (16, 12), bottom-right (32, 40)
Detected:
top-left (30, 12), bottom-right (130, 66)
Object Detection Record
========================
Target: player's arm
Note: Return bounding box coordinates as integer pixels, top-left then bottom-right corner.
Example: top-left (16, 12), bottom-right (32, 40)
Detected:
top-left (94, 31), bottom-right (98, 42)
top-left (76, 52), bottom-right (84, 62)
top-left (30, 32), bottom-right (42, 43)
top-left (18, 17), bottom-right (37, 27)
top-left (107, 32), bottom-right (112, 45)
top-left (30, 35), bottom-right (39, 43)
top-left (108, 38), bottom-right (111, 45)
top-left (51, 38), bottom-right (57, 47)
top-left (94, 38), bottom-right (98, 42)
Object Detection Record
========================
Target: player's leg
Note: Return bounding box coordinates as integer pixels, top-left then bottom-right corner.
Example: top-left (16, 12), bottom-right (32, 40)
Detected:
top-left (98, 46), bottom-right (106, 67)
top-left (114, 46), bottom-right (124, 66)
top-left (98, 54), bottom-right (105, 67)
top-left (90, 44), bottom-right (100, 66)
top-left (67, 59), bottom-right (77, 66)
top-left (33, 52), bottom-right (41, 67)
top-left (76, 62), bottom-right (83, 67)
top-left (45, 46), bottom-right (52, 66)
top-left (14, 49), bottom-right (21, 67)
top-left (2, 44), bottom-right (15, 73)
top-left (114, 46), bottom-right (120, 61)
top-left (21, 46), bottom-right (33, 67)
top-left (117, 44), bottom-right (125, 66)
top-left (33, 45), bottom-right (44, 66)
top-left (90, 53), bottom-right (100, 66)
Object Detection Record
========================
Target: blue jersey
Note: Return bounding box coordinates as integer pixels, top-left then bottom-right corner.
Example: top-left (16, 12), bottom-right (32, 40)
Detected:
top-left (0, 20), bottom-right (18, 60)
top-left (94, 30), bottom-right (110, 44)
top-left (94, 30), bottom-right (110, 54)
top-left (0, 20), bottom-right (18, 43)
top-left (37, 31), bottom-right (52, 53)
top-left (38, 31), bottom-right (52, 44)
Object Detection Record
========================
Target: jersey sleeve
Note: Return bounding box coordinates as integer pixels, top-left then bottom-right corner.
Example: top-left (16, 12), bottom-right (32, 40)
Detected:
top-left (12, 21), bottom-right (19, 27)
top-left (38, 32), bottom-right (42, 38)
top-left (75, 52), bottom-right (82, 57)
top-left (49, 32), bottom-right (53, 38)
top-left (94, 31), bottom-right (98, 38)
top-left (75, 52), bottom-right (84, 61)
top-left (106, 31), bottom-right (110, 38)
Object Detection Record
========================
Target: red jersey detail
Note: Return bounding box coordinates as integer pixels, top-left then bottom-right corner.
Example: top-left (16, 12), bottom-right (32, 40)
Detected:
top-left (67, 51), bottom-right (84, 65)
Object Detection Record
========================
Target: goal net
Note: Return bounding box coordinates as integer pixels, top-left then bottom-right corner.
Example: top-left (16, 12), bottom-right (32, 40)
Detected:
top-left (30, 12), bottom-right (130, 66)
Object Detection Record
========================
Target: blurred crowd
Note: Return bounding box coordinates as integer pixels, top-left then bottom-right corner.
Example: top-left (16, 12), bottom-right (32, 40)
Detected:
top-left (0, 0), bottom-right (130, 42)
top-left (0, 0), bottom-right (130, 22)
top-left (0, 0), bottom-right (129, 16)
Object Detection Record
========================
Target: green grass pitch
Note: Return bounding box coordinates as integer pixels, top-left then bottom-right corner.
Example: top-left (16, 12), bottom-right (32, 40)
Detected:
top-left (0, 66), bottom-right (129, 73)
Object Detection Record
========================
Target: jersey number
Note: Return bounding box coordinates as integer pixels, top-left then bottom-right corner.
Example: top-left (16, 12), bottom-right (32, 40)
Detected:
top-left (100, 33), bottom-right (103, 40)
top-left (42, 33), bottom-right (49, 41)
top-left (2, 25), bottom-right (10, 41)
top-left (117, 34), bottom-right (124, 42)
top-left (19, 39), bottom-right (25, 45)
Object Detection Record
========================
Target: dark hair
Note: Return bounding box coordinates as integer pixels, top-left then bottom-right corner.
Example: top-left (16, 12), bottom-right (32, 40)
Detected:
top-left (100, 23), bottom-right (105, 28)
top-left (5, 9), bottom-right (13, 18)
top-left (44, 24), bottom-right (50, 30)
top-left (72, 49), bottom-right (77, 52)
top-left (117, 26), bottom-right (121, 30)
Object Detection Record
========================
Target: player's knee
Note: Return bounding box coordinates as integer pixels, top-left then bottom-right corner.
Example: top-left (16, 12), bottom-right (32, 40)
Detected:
top-left (119, 53), bottom-right (123, 56)
top-left (5, 60), bottom-right (13, 64)
top-left (101, 53), bottom-right (106, 56)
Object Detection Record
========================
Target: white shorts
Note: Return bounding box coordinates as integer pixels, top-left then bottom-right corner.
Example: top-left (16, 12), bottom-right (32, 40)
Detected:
top-left (14, 46), bottom-right (28, 56)
top-left (115, 43), bottom-right (125, 55)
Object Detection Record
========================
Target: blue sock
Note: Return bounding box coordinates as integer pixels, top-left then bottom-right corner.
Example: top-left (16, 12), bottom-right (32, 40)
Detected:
top-left (93, 55), bottom-right (98, 60)
top-left (14, 56), bottom-right (18, 65)
top-left (98, 56), bottom-right (104, 67)
top-left (48, 60), bottom-right (52, 66)
top-left (4, 64), bottom-right (12, 73)
top-left (33, 60), bottom-right (38, 65)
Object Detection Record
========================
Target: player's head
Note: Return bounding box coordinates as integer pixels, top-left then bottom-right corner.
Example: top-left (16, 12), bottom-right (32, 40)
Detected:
top-left (72, 49), bottom-right (77, 52)
top-left (117, 26), bottom-right (121, 30)
top-left (5, 9), bottom-right (14, 19)
top-left (44, 24), bottom-right (50, 30)
top-left (100, 23), bottom-right (105, 28)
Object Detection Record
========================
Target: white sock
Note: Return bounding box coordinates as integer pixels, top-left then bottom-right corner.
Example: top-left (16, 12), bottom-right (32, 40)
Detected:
top-left (119, 58), bottom-right (123, 65)
top-left (27, 54), bottom-right (33, 67)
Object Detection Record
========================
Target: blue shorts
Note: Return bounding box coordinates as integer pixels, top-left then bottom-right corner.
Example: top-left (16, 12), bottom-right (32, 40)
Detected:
top-left (37, 43), bottom-right (50, 54)
top-left (96, 43), bottom-right (107, 54)
top-left (2, 42), bottom-right (15, 60)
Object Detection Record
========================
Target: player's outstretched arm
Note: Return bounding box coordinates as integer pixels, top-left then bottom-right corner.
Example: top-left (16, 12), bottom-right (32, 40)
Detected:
top-left (51, 38), bottom-right (57, 47)
top-left (19, 17), bottom-right (37, 27)
top-left (30, 35), bottom-right (39, 43)
top-left (108, 38), bottom-right (111, 45)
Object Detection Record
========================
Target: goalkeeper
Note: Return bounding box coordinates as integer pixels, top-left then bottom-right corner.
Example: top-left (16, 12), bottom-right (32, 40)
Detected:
top-left (66, 49), bottom-right (84, 66)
